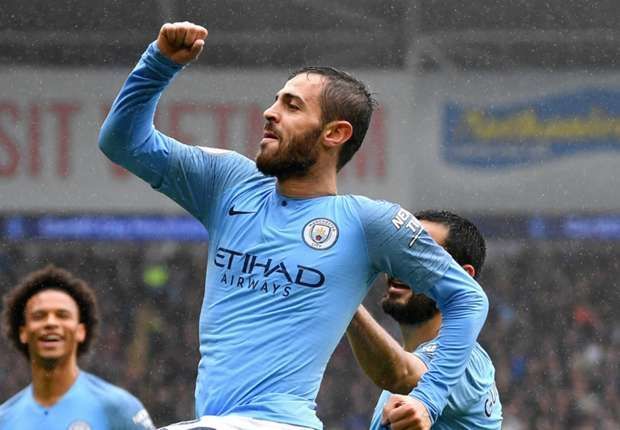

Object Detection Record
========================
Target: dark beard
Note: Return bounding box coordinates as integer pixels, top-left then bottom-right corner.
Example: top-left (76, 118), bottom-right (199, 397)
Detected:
top-left (256, 126), bottom-right (322, 180)
top-left (381, 293), bottom-right (439, 325)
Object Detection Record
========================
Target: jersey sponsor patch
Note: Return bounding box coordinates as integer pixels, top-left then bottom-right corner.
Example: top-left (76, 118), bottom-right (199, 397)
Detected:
top-left (391, 208), bottom-right (423, 247)
top-left (68, 421), bottom-right (92, 430)
top-left (302, 218), bottom-right (339, 250)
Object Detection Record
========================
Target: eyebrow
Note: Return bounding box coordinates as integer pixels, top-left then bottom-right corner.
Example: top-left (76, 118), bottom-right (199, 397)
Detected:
top-left (29, 307), bottom-right (75, 316)
top-left (275, 91), bottom-right (306, 106)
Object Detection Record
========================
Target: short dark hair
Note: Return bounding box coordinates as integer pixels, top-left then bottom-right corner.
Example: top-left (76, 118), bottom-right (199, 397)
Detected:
top-left (2, 265), bottom-right (99, 358)
top-left (414, 210), bottom-right (486, 279)
top-left (288, 66), bottom-right (376, 171)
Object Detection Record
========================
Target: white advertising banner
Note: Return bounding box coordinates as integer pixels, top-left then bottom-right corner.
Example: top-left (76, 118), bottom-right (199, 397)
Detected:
top-left (0, 67), bottom-right (410, 212)
top-left (2, 66), bottom-right (620, 214)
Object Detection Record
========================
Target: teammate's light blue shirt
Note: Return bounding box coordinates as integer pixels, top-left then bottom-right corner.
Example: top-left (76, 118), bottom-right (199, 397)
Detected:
top-left (99, 42), bottom-right (489, 429)
top-left (370, 340), bottom-right (502, 430)
top-left (0, 371), bottom-right (154, 430)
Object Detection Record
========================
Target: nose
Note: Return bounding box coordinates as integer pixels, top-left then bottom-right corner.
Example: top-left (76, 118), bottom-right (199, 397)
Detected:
top-left (263, 102), bottom-right (279, 123)
top-left (43, 314), bottom-right (60, 327)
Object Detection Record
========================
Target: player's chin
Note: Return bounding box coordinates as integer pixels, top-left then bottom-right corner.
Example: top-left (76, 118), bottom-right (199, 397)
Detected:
top-left (36, 342), bottom-right (65, 353)
top-left (35, 350), bottom-right (67, 362)
top-left (259, 137), bottom-right (280, 151)
top-left (257, 142), bottom-right (278, 161)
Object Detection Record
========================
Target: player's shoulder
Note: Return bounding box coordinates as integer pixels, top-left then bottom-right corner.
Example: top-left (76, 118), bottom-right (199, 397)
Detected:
top-left (190, 146), bottom-right (254, 169)
top-left (194, 147), bottom-right (253, 166)
top-left (195, 146), bottom-right (240, 157)
top-left (339, 194), bottom-right (401, 220)
top-left (80, 372), bottom-right (153, 428)
top-left (341, 193), bottom-right (394, 207)
top-left (194, 147), bottom-right (274, 186)
top-left (196, 145), bottom-right (241, 155)
top-left (0, 386), bottom-right (30, 419)
top-left (412, 339), bottom-right (440, 366)
top-left (80, 371), bottom-right (141, 406)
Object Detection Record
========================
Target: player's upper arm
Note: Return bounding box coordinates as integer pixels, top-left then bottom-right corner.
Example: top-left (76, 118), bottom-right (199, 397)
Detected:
top-left (354, 198), bottom-right (451, 293)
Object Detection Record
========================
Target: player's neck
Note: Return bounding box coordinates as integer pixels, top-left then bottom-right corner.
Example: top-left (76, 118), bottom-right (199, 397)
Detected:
top-left (277, 167), bottom-right (338, 198)
top-left (400, 313), bottom-right (442, 352)
top-left (31, 355), bottom-right (79, 407)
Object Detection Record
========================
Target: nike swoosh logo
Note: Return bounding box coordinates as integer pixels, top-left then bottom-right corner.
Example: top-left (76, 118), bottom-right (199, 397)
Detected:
top-left (228, 206), bottom-right (256, 216)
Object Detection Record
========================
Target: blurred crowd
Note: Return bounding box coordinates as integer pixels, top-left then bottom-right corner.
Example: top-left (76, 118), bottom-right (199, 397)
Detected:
top-left (1, 239), bottom-right (618, 429)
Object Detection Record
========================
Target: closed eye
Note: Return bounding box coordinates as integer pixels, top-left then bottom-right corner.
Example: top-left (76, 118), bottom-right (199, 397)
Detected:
top-left (275, 92), bottom-right (305, 110)
top-left (56, 310), bottom-right (72, 319)
top-left (31, 311), bottom-right (47, 321)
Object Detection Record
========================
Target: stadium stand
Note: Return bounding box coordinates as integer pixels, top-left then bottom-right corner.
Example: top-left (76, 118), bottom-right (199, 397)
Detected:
top-left (1, 239), bottom-right (618, 428)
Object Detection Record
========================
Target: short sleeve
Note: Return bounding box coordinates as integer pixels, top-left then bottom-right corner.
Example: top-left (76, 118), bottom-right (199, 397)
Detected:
top-left (413, 340), bottom-right (439, 369)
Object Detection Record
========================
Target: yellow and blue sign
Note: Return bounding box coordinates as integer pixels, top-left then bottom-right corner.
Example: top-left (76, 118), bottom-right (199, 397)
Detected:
top-left (443, 89), bottom-right (620, 167)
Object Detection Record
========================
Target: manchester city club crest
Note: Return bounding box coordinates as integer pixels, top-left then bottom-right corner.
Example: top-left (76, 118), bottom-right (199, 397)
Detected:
top-left (68, 421), bottom-right (92, 430)
top-left (302, 218), bottom-right (339, 250)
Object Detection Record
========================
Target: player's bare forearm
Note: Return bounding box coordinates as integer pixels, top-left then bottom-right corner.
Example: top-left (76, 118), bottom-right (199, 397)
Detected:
top-left (346, 306), bottom-right (426, 394)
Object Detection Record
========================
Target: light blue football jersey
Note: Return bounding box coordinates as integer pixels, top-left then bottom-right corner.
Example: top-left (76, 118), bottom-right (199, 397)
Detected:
top-left (99, 42), bottom-right (489, 429)
top-left (0, 371), bottom-right (154, 430)
top-left (370, 340), bottom-right (502, 430)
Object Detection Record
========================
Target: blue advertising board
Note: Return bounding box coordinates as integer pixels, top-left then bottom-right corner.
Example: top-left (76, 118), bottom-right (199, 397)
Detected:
top-left (443, 89), bottom-right (620, 167)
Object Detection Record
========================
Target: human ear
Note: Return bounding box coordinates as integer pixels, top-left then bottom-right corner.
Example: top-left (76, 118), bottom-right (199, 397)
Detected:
top-left (462, 264), bottom-right (476, 278)
top-left (19, 326), bottom-right (28, 344)
top-left (323, 120), bottom-right (353, 148)
top-left (76, 323), bottom-right (86, 344)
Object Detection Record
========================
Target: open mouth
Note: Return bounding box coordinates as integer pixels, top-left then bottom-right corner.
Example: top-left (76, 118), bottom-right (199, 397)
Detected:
top-left (262, 130), bottom-right (279, 140)
top-left (38, 333), bottom-right (63, 347)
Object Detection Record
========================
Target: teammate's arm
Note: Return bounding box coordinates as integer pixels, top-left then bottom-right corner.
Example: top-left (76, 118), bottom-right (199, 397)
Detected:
top-left (359, 201), bottom-right (488, 425)
top-left (346, 305), bottom-right (427, 394)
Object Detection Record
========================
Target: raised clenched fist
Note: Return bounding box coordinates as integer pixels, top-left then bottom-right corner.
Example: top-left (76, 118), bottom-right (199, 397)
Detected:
top-left (157, 21), bottom-right (208, 65)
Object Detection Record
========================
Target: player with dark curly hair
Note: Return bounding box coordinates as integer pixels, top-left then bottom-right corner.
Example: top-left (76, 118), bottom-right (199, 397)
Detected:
top-left (0, 265), bottom-right (155, 430)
